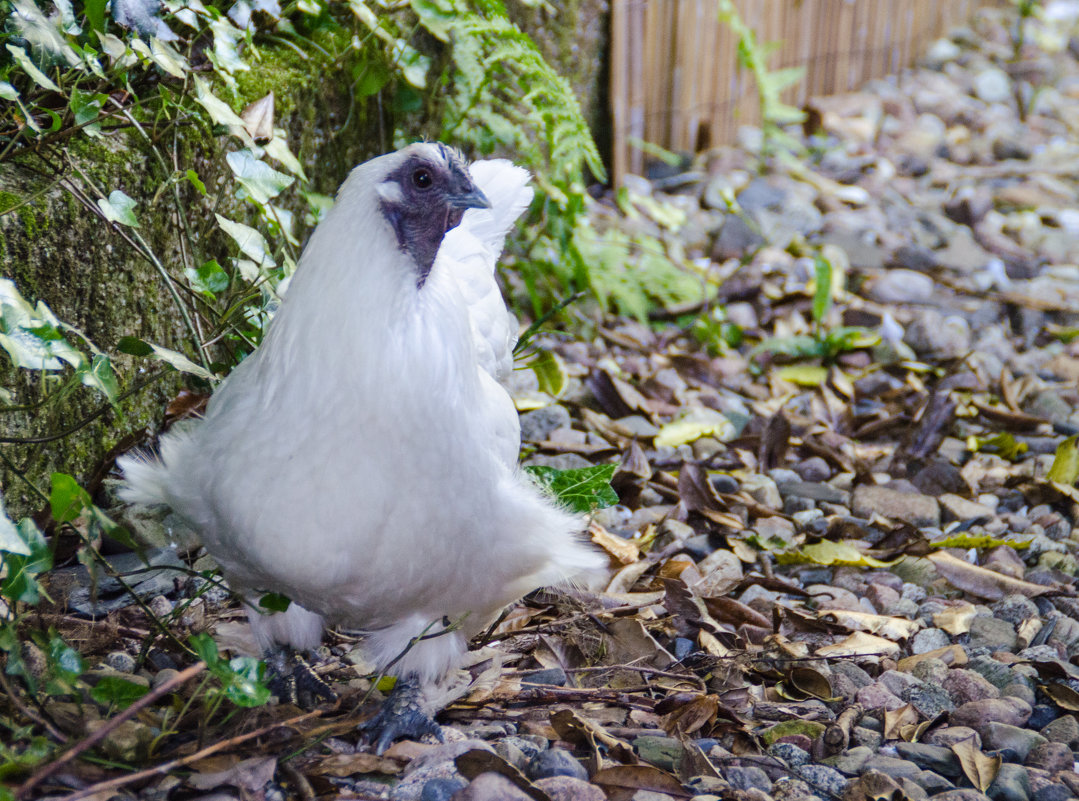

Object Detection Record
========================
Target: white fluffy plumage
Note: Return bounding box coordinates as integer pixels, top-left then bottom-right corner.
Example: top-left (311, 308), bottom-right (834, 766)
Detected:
top-left (119, 144), bottom-right (603, 682)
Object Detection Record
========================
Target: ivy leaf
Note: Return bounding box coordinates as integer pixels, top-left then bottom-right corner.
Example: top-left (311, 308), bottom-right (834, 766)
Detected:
top-left (0, 519), bottom-right (52, 604)
top-left (525, 464), bottom-right (618, 514)
top-left (77, 353), bottom-right (119, 403)
top-left (0, 495), bottom-right (30, 556)
top-left (226, 149), bottom-right (294, 205)
top-left (190, 632), bottom-right (221, 668)
top-left (48, 635), bottom-right (85, 682)
top-left (97, 190), bottom-right (140, 227)
top-left (116, 335), bottom-right (153, 357)
top-left (258, 592), bottom-right (292, 612)
top-left (84, 0), bottom-right (107, 33)
top-left (185, 260), bottom-right (230, 297)
top-left (223, 657), bottom-right (270, 707)
top-left (90, 676), bottom-right (150, 709)
top-left (6, 45), bottom-right (61, 92)
top-left (215, 214), bottom-right (275, 267)
top-left (51, 472), bottom-right (92, 524)
top-left (529, 350), bottom-right (566, 397)
top-left (70, 88), bottom-right (105, 137)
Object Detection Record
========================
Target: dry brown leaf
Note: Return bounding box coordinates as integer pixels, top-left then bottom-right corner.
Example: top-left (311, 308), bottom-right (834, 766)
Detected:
top-left (661, 693), bottom-right (719, 736)
top-left (189, 756), bottom-right (278, 790)
top-left (455, 749), bottom-right (550, 801)
top-left (951, 736), bottom-right (1001, 792)
top-left (933, 602), bottom-right (976, 635)
top-left (786, 667), bottom-right (834, 701)
top-left (896, 644), bottom-right (967, 672)
top-left (240, 92), bottom-right (274, 143)
top-left (591, 521), bottom-right (640, 564)
top-left (1040, 683), bottom-right (1079, 711)
top-left (704, 596), bottom-right (770, 629)
top-left (309, 753), bottom-right (406, 777)
top-left (815, 631), bottom-right (900, 659)
top-left (817, 609), bottom-right (921, 639)
top-left (551, 708), bottom-right (637, 764)
top-left (928, 551), bottom-right (1050, 600)
top-left (883, 704), bottom-right (919, 740)
top-left (848, 769), bottom-right (909, 801)
top-left (591, 764), bottom-right (691, 797)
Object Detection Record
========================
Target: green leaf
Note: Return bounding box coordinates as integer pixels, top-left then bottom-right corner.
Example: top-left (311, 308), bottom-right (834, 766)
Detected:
top-left (96, 190), bottom-right (139, 227)
top-left (5, 45), bottom-right (60, 92)
top-left (811, 252), bottom-right (833, 324)
top-left (117, 336), bottom-right (153, 357)
top-left (185, 169), bottom-right (207, 196)
top-left (0, 495), bottom-right (29, 556)
top-left (84, 0), bottom-right (106, 33)
top-left (190, 632), bottom-right (221, 669)
top-left (77, 354), bottom-right (119, 403)
top-left (222, 656), bottom-right (270, 707)
top-left (258, 592), bottom-right (291, 612)
top-left (50, 472), bottom-right (91, 524)
top-left (529, 350), bottom-right (565, 397)
top-left (215, 214), bottom-right (275, 267)
top-left (48, 635), bottom-right (85, 682)
top-left (90, 676), bottom-right (150, 709)
top-left (151, 347), bottom-right (215, 380)
top-left (1048, 436), bottom-right (1079, 485)
top-left (525, 464), bottom-right (618, 513)
top-left (0, 279), bottom-right (86, 371)
top-left (0, 519), bottom-right (52, 604)
top-left (185, 260), bottom-right (229, 297)
top-left (967, 432), bottom-right (1028, 462)
top-left (226, 149), bottom-right (294, 205)
top-left (70, 88), bottom-right (105, 138)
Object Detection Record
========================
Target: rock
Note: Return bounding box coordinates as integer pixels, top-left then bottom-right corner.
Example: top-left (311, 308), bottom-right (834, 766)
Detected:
top-left (862, 755), bottom-right (923, 782)
top-left (769, 741), bottom-right (812, 767)
top-left (988, 763), bottom-right (1031, 801)
top-left (527, 748), bottom-right (588, 782)
top-left (925, 727), bottom-right (982, 749)
top-left (84, 719), bottom-right (155, 763)
top-left (913, 628), bottom-right (952, 654)
top-left (950, 698), bottom-right (1033, 732)
top-left (449, 773), bottom-right (533, 801)
top-left (973, 67), bottom-right (1012, 103)
top-left (712, 216), bottom-right (764, 260)
top-left (867, 269), bottom-right (936, 304)
top-left (800, 764), bottom-right (848, 797)
top-left (519, 405), bottom-right (571, 442)
top-left (533, 776), bottom-right (606, 801)
top-left (982, 723), bottom-right (1047, 762)
top-left (830, 746), bottom-right (872, 774)
top-left (725, 765), bottom-right (772, 792)
top-left (1040, 716), bottom-right (1079, 747)
top-left (969, 617), bottom-right (1019, 652)
top-left (992, 137), bottom-right (1032, 161)
top-left (943, 669), bottom-right (1001, 705)
top-left (904, 311), bottom-right (972, 360)
top-left (633, 736), bottom-right (683, 772)
top-left (105, 651), bottom-right (136, 673)
top-left (895, 743), bottom-right (962, 779)
top-left (421, 778), bottom-right (468, 801)
top-left (909, 683), bottom-right (956, 719)
top-left (1025, 742), bottom-right (1073, 774)
top-left (851, 485), bottom-right (941, 528)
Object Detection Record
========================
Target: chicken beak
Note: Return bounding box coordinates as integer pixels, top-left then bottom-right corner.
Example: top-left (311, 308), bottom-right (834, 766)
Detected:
top-left (447, 185), bottom-right (491, 210)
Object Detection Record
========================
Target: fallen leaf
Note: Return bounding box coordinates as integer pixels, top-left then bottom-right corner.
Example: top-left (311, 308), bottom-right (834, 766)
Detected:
top-left (310, 753), bottom-right (406, 776)
top-left (928, 551), bottom-right (1050, 600)
top-left (241, 91), bottom-right (274, 143)
top-left (591, 764), bottom-right (691, 797)
top-left (815, 631), bottom-right (900, 659)
top-left (817, 609), bottom-right (921, 639)
top-left (951, 736), bottom-right (1000, 792)
top-left (933, 602), bottom-right (976, 635)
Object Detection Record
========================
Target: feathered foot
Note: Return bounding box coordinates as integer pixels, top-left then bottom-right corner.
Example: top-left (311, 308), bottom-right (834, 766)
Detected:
top-left (360, 675), bottom-right (443, 755)
top-left (265, 647), bottom-right (337, 708)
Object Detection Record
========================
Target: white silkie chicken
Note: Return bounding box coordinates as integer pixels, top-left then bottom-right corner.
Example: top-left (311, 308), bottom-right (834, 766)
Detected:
top-left (119, 143), bottom-right (604, 750)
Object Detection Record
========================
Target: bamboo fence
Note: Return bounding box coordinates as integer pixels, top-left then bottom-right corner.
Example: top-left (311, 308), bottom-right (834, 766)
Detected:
top-left (610, 0), bottom-right (990, 182)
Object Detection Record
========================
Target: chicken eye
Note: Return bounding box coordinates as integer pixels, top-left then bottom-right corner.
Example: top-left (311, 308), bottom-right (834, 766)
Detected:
top-left (412, 168), bottom-right (433, 190)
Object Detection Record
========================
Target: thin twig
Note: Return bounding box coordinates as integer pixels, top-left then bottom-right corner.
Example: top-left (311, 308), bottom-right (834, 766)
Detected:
top-left (16, 661), bottom-right (206, 799)
top-left (58, 706), bottom-right (326, 801)
top-left (0, 669), bottom-right (68, 743)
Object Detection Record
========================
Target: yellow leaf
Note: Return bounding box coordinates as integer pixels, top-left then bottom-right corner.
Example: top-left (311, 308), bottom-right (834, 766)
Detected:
top-left (776, 540), bottom-right (894, 568)
top-left (1047, 436), bottom-right (1079, 484)
top-left (529, 350), bottom-right (566, 397)
top-left (654, 410), bottom-right (734, 448)
top-left (775, 365), bottom-right (828, 386)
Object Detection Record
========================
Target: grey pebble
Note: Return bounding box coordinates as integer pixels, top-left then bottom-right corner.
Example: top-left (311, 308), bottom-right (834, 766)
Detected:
top-left (526, 748), bottom-right (587, 782)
